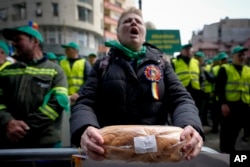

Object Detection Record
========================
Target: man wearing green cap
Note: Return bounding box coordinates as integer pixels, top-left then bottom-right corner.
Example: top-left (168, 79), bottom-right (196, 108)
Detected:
top-left (46, 52), bottom-right (58, 63)
top-left (0, 26), bottom-right (69, 148)
top-left (0, 40), bottom-right (12, 71)
top-left (215, 45), bottom-right (250, 153)
top-left (194, 51), bottom-right (213, 126)
top-left (88, 53), bottom-right (97, 66)
top-left (210, 52), bottom-right (229, 133)
top-left (60, 42), bottom-right (92, 105)
top-left (171, 44), bottom-right (205, 115)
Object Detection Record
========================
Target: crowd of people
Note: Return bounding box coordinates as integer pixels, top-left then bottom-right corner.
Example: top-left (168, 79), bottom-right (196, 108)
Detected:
top-left (0, 6), bottom-right (249, 161)
top-left (170, 42), bottom-right (250, 153)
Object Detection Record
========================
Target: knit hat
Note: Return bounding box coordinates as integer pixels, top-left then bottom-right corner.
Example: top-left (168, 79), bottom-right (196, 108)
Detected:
top-left (2, 26), bottom-right (44, 44)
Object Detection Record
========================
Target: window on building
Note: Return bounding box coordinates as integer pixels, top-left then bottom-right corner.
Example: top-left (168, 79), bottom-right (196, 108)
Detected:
top-left (114, 1), bottom-right (122, 8)
top-left (78, 0), bottom-right (93, 5)
top-left (36, 2), bottom-right (42, 17)
top-left (12, 3), bottom-right (26, 21)
top-left (0, 9), bottom-right (7, 21)
top-left (52, 3), bottom-right (59, 17)
top-left (78, 6), bottom-right (93, 23)
top-left (48, 28), bottom-right (57, 44)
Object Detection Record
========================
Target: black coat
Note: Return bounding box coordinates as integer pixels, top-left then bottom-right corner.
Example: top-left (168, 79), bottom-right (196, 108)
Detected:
top-left (70, 44), bottom-right (204, 147)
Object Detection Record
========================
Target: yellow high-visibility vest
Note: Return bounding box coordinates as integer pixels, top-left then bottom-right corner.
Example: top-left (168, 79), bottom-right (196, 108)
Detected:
top-left (224, 64), bottom-right (250, 104)
top-left (204, 64), bottom-right (213, 93)
top-left (60, 59), bottom-right (85, 95)
top-left (172, 58), bottom-right (200, 90)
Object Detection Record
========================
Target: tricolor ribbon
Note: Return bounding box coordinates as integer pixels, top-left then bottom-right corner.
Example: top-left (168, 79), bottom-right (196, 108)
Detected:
top-left (152, 82), bottom-right (159, 100)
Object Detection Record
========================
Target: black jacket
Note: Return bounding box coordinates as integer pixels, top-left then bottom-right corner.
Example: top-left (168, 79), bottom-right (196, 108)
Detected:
top-left (70, 44), bottom-right (204, 147)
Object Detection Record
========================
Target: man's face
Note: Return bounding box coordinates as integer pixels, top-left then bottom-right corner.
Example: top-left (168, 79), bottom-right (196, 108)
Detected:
top-left (0, 48), bottom-right (7, 64)
top-left (117, 12), bottom-right (146, 51)
top-left (12, 34), bottom-right (36, 58)
top-left (65, 47), bottom-right (78, 58)
top-left (181, 48), bottom-right (192, 57)
top-left (233, 52), bottom-right (246, 65)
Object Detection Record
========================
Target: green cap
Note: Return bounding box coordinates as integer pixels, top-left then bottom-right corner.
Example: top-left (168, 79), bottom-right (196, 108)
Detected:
top-left (212, 55), bottom-right (219, 62)
top-left (181, 44), bottom-right (192, 50)
top-left (2, 26), bottom-right (44, 44)
top-left (217, 52), bottom-right (228, 60)
top-left (61, 42), bottom-right (80, 51)
top-left (205, 59), bottom-right (213, 64)
top-left (88, 53), bottom-right (97, 57)
top-left (46, 52), bottom-right (57, 60)
top-left (194, 51), bottom-right (205, 58)
top-left (231, 45), bottom-right (248, 55)
top-left (0, 41), bottom-right (9, 56)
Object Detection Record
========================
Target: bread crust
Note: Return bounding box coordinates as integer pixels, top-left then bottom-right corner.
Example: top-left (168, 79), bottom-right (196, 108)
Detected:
top-left (99, 125), bottom-right (187, 163)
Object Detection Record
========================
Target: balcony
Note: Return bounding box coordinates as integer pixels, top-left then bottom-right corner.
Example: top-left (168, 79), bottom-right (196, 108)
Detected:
top-left (104, 0), bottom-right (124, 14)
top-left (104, 30), bottom-right (117, 40)
top-left (104, 16), bottom-right (117, 26)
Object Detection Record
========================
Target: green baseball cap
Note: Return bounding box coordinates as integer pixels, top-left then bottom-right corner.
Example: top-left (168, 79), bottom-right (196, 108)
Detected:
top-left (88, 53), bottom-right (97, 57)
top-left (194, 51), bottom-right (205, 58)
top-left (0, 41), bottom-right (9, 56)
top-left (212, 55), bottom-right (219, 62)
top-left (61, 42), bottom-right (80, 51)
top-left (181, 44), bottom-right (192, 50)
top-left (46, 52), bottom-right (57, 60)
top-left (217, 52), bottom-right (228, 60)
top-left (231, 45), bottom-right (248, 55)
top-left (2, 26), bottom-right (44, 44)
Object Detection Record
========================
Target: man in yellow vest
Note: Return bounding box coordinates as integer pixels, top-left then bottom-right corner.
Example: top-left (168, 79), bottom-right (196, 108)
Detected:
top-left (194, 51), bottom-right (212, 126)
top-left (0, 41), bottom-right (12, 71)
top-left (211, 52), bottom-right (228, 133)
top-left (171, 44), bottom-right (205, 115)
top-left (215, 45), bottom-right (249, 153)
top-left (60, 42), bottom-right (92, 104)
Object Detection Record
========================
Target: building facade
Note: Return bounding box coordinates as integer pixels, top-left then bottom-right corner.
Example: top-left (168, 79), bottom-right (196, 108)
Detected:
top-left (191, 18), bottom-right (250, 59)
top-left (0, 0), bottom-right (136, 56)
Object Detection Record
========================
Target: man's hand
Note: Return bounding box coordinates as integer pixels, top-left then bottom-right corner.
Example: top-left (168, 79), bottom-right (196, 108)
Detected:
top-left (69, 93), bottom-right (80, 105)
top-left (6, 119), bottom-right (30, 142)
top-left (221, 104), bottom-right (230, 117)
top-left (80, 126), bottom-right (105, 161)
top-left (180, 125), bottom-right (203, 160)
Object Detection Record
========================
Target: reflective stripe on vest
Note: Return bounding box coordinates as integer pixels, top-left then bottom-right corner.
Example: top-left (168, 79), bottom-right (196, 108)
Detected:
top-left (0, 61), bottom-right (11, 71)
top-left (60, 59), bottom-right (85, 95)
top-left (39, 105), bottom-right (59, 121)
top-left (0, 67), bottom-right (57, 77)
top-left (224, 64), bottom-right (250, 104)
top-left (172, 58), bottom-right (200, 90)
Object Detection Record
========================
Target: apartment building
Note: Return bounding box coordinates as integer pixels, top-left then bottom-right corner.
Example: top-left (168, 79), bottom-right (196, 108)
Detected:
top-left (191, 18), bottom-right (250, 58)
top-left (0, 0), bottom-right (136, 56)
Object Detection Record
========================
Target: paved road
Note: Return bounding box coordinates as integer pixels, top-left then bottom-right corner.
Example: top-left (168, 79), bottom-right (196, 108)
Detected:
top-left (202, 125), bottom-right (250, 152)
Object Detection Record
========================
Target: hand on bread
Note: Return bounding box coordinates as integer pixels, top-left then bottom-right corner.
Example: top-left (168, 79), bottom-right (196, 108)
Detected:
top-left (180, 125), bottom-right (203, 160)
top-left (81, 126), bottom-right (105, 161)
top-left (80, 125), bottom-right (203, 162)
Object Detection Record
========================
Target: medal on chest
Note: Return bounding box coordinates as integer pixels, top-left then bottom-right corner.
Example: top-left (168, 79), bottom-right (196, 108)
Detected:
top-left (144, 65), bottom-right (162, 100)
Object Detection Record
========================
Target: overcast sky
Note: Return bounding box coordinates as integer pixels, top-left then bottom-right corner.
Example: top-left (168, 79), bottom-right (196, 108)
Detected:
top-left (136, 0), bottom-right (250, 44)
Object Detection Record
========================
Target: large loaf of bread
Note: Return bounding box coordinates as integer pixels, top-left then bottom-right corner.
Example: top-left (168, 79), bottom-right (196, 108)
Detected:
top-left (99, 125), bottom-right (188, 163)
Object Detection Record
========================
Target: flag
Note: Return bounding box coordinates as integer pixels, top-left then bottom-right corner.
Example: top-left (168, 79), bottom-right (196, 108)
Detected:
top-left (28, 21), bottom-right (39, 30)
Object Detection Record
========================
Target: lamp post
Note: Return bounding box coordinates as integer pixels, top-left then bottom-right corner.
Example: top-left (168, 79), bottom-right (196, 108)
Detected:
top-left (138, 0), bottom-right (142, 10)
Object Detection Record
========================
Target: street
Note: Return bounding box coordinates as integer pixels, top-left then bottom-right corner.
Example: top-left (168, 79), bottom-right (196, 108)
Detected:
top-left (203, 125), bottom-right (250, 152)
